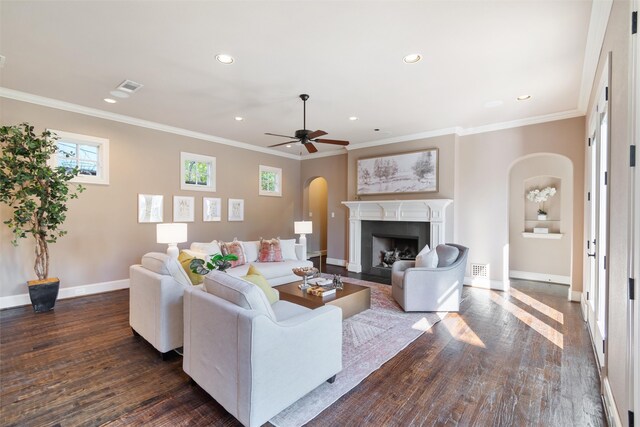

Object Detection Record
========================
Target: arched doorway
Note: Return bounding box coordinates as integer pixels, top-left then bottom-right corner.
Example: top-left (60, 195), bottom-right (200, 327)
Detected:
top-left (303, 177), bottom-right (328, 271)
top-left (508, 154), bottom-right (574, 290)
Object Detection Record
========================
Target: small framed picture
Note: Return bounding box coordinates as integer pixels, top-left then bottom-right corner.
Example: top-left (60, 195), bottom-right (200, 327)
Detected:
top-left (173, 196), bottom-right (195, 222)
top-left (138, 194), bottom-right (163, 223)
top-left (228, 198), bottom-right (244, 222)
top-left (203, 197), bottom-right (222, 222)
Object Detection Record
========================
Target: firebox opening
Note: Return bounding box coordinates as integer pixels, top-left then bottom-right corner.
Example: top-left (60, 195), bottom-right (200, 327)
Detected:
top-left (372, 234), bottom-right (419, 269)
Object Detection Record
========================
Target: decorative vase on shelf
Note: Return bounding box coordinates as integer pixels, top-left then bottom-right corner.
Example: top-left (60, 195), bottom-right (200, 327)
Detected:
top-left (537, 214), bottom-right (547, 220)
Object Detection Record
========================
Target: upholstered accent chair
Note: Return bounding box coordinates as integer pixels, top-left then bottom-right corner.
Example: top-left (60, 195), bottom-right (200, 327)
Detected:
top-left (183, 271), bottom-right (342, 427)
top-left (391, 243), bottom-right (469, 312)
top-left (129, 252), bottom-right (195, 358)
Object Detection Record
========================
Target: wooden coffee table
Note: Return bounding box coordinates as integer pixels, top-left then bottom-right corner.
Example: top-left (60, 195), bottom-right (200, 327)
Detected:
top-left (275, 281), bottom-right (371, 320)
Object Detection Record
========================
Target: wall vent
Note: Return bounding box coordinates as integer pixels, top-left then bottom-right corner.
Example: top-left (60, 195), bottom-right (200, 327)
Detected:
top-left (471, 263), bottom-right (489, 278)
top-left (116, 79), bottom-right (143, 93)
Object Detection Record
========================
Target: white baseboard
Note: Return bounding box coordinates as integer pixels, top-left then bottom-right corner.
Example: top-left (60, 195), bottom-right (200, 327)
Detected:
top-left (325, 257), bottom-right (346, 267)
top-left (0, 279), bottom-right (129, 310)
top-left (509, 270), bottom-right (571, 285)
top-left (346, 262), bottom-right (362, 273)
top-left (568, 290), bottom-right (582, 302)
top-left (603, 376), bottom-right (622, 427)
top-left (464, 276), bottom-right (509, 291)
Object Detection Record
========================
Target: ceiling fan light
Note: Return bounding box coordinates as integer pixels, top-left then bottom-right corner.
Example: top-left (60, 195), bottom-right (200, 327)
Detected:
top-left (216, 54), bottom-right (234, 64)
top-left (403, 53), bottom-right (422, 64)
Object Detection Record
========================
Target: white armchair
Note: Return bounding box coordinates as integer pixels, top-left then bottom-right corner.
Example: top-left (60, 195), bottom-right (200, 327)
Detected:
top-left (129, 252), bottom-right (194, 358)
top-left (183, 271), bottom-right (342, 427)
top-left (391, 244), bottom-right (469, 312)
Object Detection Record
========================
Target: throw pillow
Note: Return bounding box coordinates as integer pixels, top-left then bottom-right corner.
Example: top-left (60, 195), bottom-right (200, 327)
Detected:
top-left (241, 265), bottom-right (279, 304)
top-left (190, 240), bottom-right (221, 255)
top-left (258, 237), bottom-right (283, 262)
top-left (178, 250), bottom-right (204, 285)
top-left (279, 238), bottom-right (297, 260)
top-left (436, 244), bottom-right (460, 267)
top-left (415, 248), bottom-right (438, 268)
top-left (221, 239), bottom-right (246, 268)
top-left (242, 240), bottom-right (260, 263)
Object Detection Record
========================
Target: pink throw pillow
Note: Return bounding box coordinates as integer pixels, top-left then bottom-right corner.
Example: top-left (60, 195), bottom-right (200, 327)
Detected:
top-left (258, 238), bottom-right (283, 262)
top-left (221, 240), bottom-right (246, 268)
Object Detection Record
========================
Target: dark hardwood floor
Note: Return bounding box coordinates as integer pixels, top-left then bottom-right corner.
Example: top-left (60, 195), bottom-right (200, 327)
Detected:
top-left (0, 274), bottom-right (605, 426)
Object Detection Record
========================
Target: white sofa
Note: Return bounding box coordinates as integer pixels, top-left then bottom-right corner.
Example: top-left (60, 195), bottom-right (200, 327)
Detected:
top-left (183, 271), bottom-right (342, 427)
top-left (187, 238), bottom-right (313, 286)
top-left (129, 252), bottom-right (195, 357)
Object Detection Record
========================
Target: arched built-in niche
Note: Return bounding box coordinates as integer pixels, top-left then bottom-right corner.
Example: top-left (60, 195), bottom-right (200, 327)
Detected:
top-left (508, 154), bottom-right (573, 285)
top-left (302, 177), bottom-right (328, 256)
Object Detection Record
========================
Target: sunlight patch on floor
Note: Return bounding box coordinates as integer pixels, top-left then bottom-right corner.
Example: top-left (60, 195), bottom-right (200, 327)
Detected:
top-left (509, 288), bottom-right (564, 325)
top-left (411, 312), bottom-right (447, 331)
top-left (490, 291), bottom-right (564, 349)
top-left (440, 313), bottom-right (486, 348)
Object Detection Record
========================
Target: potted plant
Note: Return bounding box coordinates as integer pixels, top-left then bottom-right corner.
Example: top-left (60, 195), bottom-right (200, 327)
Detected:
top-left (190, 253), bottom-right (239, 275)
top-left (526, 186), bottom-right (557, 220)
top-left (0, 123), bottom-right (84, 312)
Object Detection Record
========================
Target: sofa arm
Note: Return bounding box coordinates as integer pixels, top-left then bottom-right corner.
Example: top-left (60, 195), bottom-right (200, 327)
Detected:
top-left (392, 260), bottom-right (415, 274)
top-left (294, 243), bottom-right (307, 261)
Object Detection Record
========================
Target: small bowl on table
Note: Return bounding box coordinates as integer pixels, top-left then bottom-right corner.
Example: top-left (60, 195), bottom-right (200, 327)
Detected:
top-left (292, 267), bottom-right (319, 289)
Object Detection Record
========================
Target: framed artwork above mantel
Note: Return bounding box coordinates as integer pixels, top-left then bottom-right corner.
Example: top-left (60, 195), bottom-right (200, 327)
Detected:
top-left (356, 149), bottom-right (438, 195)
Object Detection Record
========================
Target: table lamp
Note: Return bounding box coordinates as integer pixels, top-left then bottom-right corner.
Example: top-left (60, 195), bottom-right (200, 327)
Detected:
top-left (294, 221), bottom-right (312, 255)
top-left (156, 223), bottom-right (187, 258)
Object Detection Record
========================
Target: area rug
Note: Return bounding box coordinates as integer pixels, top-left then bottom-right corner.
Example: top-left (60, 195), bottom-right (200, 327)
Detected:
top-left (269, 277), bottom-right (446, 427)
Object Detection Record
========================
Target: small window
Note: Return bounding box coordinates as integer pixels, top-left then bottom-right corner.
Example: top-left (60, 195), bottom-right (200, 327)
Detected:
top-left (181, 152), bottom-right (216, 192)
top-left (259, 165), bottom-right (282, 197)
top-left (49, 130), bottom-right (109, 185)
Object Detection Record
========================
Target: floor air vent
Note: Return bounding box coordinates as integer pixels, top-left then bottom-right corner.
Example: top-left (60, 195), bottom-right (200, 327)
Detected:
top-left (471, 263), bottom-right (489, 278)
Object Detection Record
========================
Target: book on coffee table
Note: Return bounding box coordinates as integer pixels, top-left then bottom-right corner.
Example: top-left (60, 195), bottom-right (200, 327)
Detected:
top-left (306, 286), bottom-right (336, 297)
top-left (307, 277), bottom-right (333, 286)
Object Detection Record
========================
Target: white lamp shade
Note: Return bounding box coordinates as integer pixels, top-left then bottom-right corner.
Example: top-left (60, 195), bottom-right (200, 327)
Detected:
top-left (156, 223), bottom-right (188, 244)
top-left (294, 221), bottom-right (312, 235)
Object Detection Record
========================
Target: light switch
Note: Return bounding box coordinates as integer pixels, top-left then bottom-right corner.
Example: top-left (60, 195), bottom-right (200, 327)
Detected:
top-left (309, 212), bottom-right (313, 217)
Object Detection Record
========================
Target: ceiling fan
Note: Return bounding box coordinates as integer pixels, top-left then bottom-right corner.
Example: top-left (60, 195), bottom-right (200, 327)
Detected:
top-left (266, 94), bottom-right (349, 154)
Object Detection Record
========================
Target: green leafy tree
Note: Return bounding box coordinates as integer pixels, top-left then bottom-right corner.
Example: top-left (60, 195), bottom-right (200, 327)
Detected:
top-left (0, 123), bottom-right (85, 280)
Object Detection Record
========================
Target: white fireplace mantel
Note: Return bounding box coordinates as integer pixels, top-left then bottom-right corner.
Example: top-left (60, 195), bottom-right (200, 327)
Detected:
top-left (341, 199), bottom-right (453, 273)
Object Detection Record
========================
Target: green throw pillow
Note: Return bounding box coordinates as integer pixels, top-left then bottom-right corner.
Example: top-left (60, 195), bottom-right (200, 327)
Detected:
top-left (178, 251), bottom-right (203, 285)
top-left (242, 265), bottom-right (278, 304)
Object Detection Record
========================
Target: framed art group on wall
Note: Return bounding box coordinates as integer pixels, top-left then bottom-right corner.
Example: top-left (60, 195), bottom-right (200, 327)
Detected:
top-left (356, 148), bottom-right (438, 195)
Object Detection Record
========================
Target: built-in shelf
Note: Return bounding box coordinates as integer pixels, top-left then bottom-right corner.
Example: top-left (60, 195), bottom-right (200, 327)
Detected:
top-left (521, 232), bottom-right (564, 239)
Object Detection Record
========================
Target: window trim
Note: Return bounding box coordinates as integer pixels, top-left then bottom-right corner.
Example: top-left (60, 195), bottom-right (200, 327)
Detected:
top-left (180, 152), bottom-right (216, 192)
top-left (48, 129), bottom-right (109, 185)
top-left (259, 165), bottom-right (282, 197)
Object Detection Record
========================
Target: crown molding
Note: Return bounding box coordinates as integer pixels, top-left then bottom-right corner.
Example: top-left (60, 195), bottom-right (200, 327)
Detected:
top-left (456, 109), bottom-right (585, 136)
top-left (577, 0), bottom-right (613, 112)
top-left (345, 127), bottom-right (461, 151)
top-left (0, 88), bottom-right (301, 160)
top-left (300, 149), bottom-right (347, 160)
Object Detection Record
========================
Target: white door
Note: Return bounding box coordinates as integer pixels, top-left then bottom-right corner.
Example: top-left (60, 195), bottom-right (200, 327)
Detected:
top-left (585, 57), bottom-right (610, 369)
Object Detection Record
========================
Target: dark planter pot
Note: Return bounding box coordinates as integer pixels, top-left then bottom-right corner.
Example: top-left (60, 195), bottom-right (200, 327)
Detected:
top-left (27, 278), bottom-right (60, 313)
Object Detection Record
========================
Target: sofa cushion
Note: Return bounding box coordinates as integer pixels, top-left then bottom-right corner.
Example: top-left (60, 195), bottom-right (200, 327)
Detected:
top-left (204, 271), bottom-right (276, 321)
top-left (436, 244), bottom-right (460, 267)
top-left (242, 265), bottom-right (279, 304)
top-left (178, 251), bottom-right (204, 285)
top-left (242, 240), bottom-right (260, 263)
top-left (141, 252), bottom-right (191, 288)
top-left (221, 239), bottom-right (246, 268)
top-left (416, 248), bottom-right (438, 268)
top-left (258, 238), bottom-right (283, 262)
top-left (280, 239), bottom-right (297, 260)
top-left (190, 240), bottom-right (221, 255)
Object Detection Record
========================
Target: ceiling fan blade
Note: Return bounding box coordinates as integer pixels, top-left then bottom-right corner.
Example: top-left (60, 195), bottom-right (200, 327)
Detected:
top-left (265, 132), bottom-right (296, 139)
top-left (314, 138), bottom-right (350, 146)
top-left (306, 130), bottom-right (328, 139)
top-left (304, 143), bottom-right (318, 153)
top-left (268, 141), bottom-right (298, 148)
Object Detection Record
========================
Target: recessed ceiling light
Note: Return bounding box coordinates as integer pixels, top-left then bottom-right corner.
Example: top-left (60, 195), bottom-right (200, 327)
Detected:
top-left (103, 98), bottom-right (117, 104)
top-left (110, 90), bottom-right (129, 99)
top-left (216, 54), bottom-right (234, 64)
top-left (403, 53), bottom-right (422, 64)
top-left (234, 116), bottom-right (244, 121)
top-left (286, 144), bottom-right (292, 148)
top-left (349, 116), bottom-right (358, 121)
top-left (517, 95), bottom-right (532, 101)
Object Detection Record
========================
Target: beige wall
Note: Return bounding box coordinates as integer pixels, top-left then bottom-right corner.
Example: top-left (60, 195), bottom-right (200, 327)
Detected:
top-left (509, 154), bottom-right (573, 277)
top-left (587, 0), bottom-right (632, 422)
top-left (0, 99), bottom-right (301, 298)
top-left (301, 154), bottom-right (348, 262)
top-left (456, 117), bottom-right (585, 288)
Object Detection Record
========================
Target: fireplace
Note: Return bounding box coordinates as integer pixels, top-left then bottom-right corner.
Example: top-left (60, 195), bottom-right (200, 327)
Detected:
top-left (342, 199), bottom-right (453, 274)
top-left (361, 220), bottom-right (429, 279)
